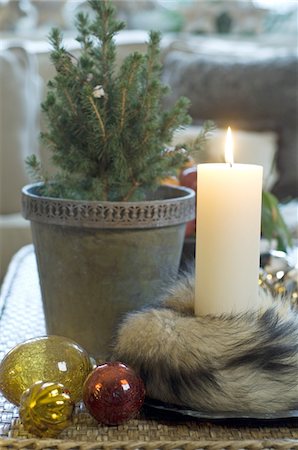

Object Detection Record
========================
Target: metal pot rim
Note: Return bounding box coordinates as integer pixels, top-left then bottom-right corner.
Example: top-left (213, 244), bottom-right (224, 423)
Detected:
top-left (22, 182), bottom-right (195, 229)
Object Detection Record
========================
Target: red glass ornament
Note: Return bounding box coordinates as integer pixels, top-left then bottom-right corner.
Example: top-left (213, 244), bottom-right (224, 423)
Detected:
top-left (83, 362), bottom-right (145, 425)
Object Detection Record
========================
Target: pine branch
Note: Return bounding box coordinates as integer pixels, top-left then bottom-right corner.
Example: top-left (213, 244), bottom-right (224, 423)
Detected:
top-left (63, 88), bottom-right (77, 115)
top-left (119, 53), bottom-right (143, 131)
top-left (88, 95), bottom-right (106, 141)
top-left (159, 97), bottom-right (191, 142)
top-left (122, 179), bottom-right (140, 201)
top-left (88, 0), bottom-right (124, 83)
top-left (186, 120), bottom-right (216, 159)
top-left (25, 155), bottom-right (47, 183)
top-left (141, 31), bottom-right (162, 121)
top-left (75, 12), bottom-right (93, 50)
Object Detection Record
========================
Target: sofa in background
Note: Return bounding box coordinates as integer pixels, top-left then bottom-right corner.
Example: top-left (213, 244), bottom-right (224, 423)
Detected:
top-left (0, 45), bottom-right (42, 279)
top-left (162, 34), bottom-right (298, 200)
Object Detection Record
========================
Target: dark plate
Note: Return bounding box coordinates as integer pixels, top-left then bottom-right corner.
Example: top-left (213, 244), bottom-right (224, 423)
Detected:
top-left (144, 398), bottom-right (298, 422)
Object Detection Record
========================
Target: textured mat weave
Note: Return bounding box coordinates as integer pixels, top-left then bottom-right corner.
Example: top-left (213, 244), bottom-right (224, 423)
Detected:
top-left (0, 245), bottom-right (297, 450)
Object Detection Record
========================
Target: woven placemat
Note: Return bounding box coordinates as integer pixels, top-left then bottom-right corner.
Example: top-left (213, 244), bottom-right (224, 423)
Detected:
top-left (0, 245), bottom-right (297, 450)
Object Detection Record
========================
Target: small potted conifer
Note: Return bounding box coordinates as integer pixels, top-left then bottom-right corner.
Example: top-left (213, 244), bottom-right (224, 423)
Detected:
top-left (22, 0), bottom-right (197, 358)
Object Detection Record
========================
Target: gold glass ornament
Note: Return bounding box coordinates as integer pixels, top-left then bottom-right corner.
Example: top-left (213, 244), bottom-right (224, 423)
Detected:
top-left (0, 335), bottom-right (92, 405)
top-left (19, 381), bottom-right (74, 437)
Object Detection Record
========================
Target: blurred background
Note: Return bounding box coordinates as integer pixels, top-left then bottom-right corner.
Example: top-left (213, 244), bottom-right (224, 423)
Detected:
top-left (0, 0), bottom-right (297, 279)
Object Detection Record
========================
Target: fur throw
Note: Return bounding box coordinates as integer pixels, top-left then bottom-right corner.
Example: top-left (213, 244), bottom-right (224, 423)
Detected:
top-left (112, 274), bottom-right (298, 413)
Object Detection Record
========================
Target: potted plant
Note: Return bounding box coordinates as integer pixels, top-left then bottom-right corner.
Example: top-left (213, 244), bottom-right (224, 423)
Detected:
top-left (22, 0), bottom-right (197, 358)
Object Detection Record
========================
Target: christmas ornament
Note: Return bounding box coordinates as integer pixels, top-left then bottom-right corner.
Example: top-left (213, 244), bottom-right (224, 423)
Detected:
top-left (19, 381), bottom-right (74, 438)
top-left (0, 335), bottom-right (92, 405)
top-left (83, 362), bottom-right (145, 425)
top-left (259, 250), bottom-right (298, 307)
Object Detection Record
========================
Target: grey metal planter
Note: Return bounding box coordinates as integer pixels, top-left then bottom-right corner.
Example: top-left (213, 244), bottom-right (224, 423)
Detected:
top-left (22, 183), bottom-right (195, 358)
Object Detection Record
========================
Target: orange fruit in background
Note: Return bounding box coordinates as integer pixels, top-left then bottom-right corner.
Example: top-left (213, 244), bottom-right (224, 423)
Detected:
top-left (160, 176), bottom-right (180, 186)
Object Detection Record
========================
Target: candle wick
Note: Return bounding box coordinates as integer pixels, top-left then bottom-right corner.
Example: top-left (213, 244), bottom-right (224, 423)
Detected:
top-left (229, 162), bottom-right (233, 168)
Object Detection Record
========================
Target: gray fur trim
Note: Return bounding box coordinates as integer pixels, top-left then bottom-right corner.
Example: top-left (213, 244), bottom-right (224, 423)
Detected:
top-left (112, 274), bottom-right (298, 413)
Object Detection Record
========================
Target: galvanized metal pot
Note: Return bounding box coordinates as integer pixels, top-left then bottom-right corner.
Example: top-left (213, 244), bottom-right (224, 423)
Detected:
top-left (22, 183), bottom-right (195, 358)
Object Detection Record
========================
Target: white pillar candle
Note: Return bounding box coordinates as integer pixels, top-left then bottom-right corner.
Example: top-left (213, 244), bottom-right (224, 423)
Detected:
top-left (195, 128), bottom-right (263, 315)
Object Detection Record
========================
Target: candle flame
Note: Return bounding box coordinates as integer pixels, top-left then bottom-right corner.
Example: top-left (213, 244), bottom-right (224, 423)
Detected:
top-left (225, 127), bottom-right (234, 166)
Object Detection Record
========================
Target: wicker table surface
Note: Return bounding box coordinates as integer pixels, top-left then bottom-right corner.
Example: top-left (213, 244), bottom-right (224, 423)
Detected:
top-left (0, 245), bottom-right (297, 450)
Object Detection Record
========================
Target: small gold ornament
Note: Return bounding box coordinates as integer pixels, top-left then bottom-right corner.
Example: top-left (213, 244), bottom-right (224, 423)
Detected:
top-left (19, 381), bottom-right (74, 438)
top-left (0, 335), bottom-right (92, 405)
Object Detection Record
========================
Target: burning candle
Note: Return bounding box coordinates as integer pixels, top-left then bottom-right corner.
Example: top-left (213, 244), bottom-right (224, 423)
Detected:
top-left (195, 127), bottom-right (263, 315)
